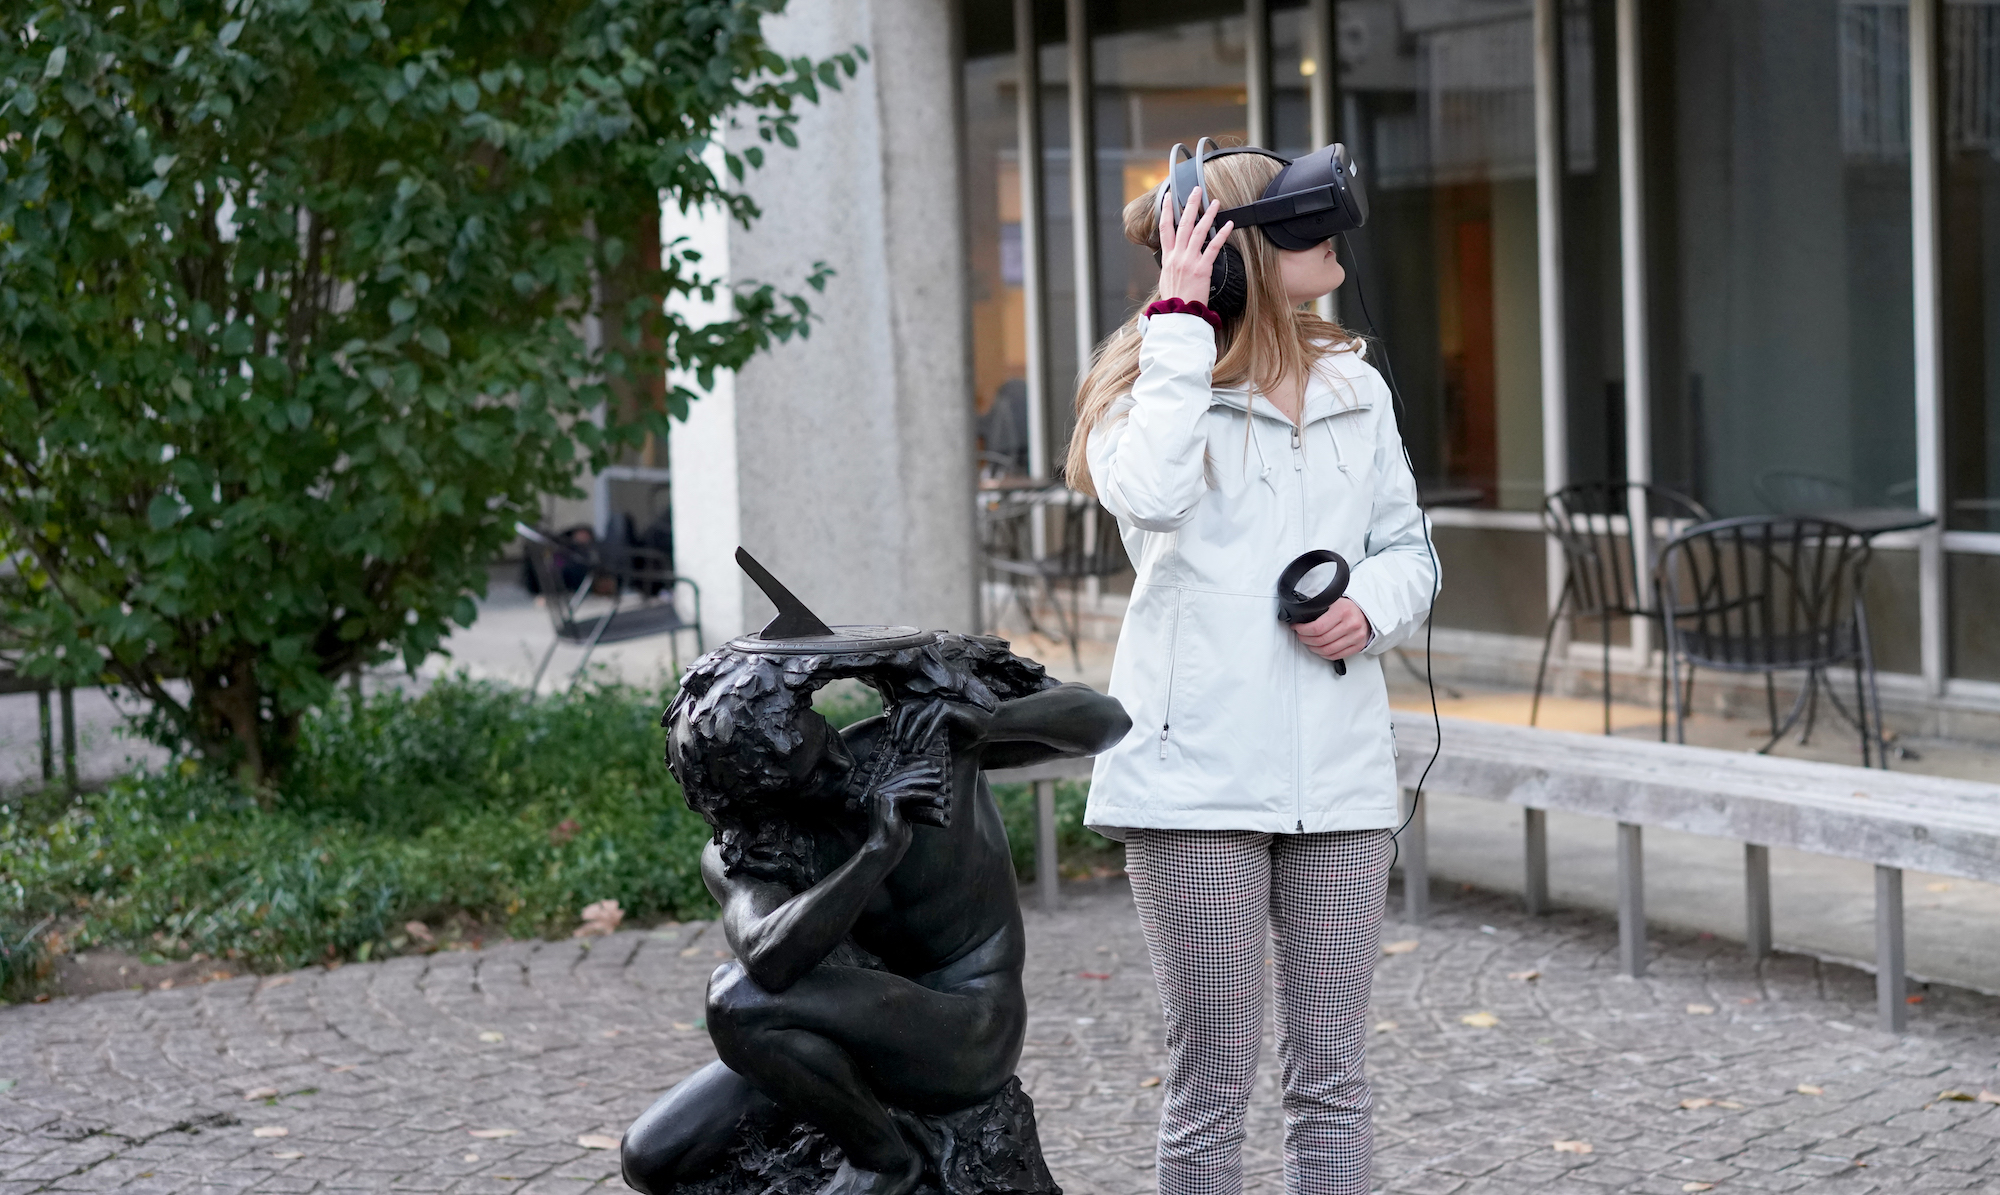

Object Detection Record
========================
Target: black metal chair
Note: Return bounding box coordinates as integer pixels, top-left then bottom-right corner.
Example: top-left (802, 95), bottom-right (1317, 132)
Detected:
top-left (1655, 516), bottom-right (1886, 768)
top-left (1531, 481), bottom-right (1714, 736)
top-left (981, 488), bottom-right (1125, 668)
top-left (516, 523), bottom-right (702, 695)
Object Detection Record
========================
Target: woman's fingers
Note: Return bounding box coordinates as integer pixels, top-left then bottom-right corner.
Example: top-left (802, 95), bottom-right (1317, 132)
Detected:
top-left (1175, 185), bottom-right (1205, 245)
top-left (1199, 220), bottom-right (1235, 266)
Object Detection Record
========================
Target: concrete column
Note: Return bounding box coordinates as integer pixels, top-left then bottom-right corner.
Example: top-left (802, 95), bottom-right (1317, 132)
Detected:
top-left (1399, 789), bottom-right (1429, 923)
top-left (671, 0), bottom-right (976, 643)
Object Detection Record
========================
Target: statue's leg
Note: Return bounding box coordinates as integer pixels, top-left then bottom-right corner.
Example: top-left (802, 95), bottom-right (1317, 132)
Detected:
top-left (706, 960), bottom-right (1023, 1190)
top-left (621, 1059), bottom-right (779, 1194)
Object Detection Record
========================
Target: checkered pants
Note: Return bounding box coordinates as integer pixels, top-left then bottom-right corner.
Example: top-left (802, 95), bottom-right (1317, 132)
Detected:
top-left (1126, 828), bottom-right (1392, 1195)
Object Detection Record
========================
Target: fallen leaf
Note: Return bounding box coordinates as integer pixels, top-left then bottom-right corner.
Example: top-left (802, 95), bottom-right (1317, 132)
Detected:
top-left (478, 1031), bottom-right (504, 1043)
top-left (1927, 881), bottom-right (1953, 893)
top-left (1552, 1139), bottom-right (1592, 1154)
top-left (404, 920), bottom-right (435, 944)
top-left (1682, 1184), bottom-right (1715, 1192)
top-left (462, 1154), bottom-right (480, 1163)
top-left (1907, 994), bottom-right (1925, 1004)
top-left (1716, 1100), bottom-right (1744, 1110)
top-left (259, 975), bottom-right (295, 991)
top-left (1382, 940), bottom-right (1419, 955)
top-left (329, 1065), bottom-right (357, 1073)
top-left (1139, 1076), bottom-right (1161, 1088)
top-left (602, 1029), bottom-right (621, 1038)
top-left (468, 1128), bottom-right (520, 1139)
top-left (157, 979), bottom-right (174, 990)
top-left (252, 1126), bottom-right (289, 1139)
top-left (1679, 1098), bottom-right (1714, 1110)
top-left (1079, 972), bottom-right (1112, 980)
top-left (271, 1150), bottom-right (305, 1160)
top-left (577, 1134), bottom-right (621, 1150)
top-left (1507, 970), bottom-right (1540, 982)
top-left (1797, 1084), bottom-right (1824, 1096)
top-left (1460, 1011), bottom-right (1500, 1029)
top-left (573, 899), bottom-right (625, 939)
top-left (243, 1087), bottom-right (279, 1101)
top-left (679, 946), bottom-right (702, 958)
top-left (672, 1022), bottom-right (695, 1032)
top-left (1937, 1090), bottom-right (1976, 1102)
top-left (1687, 1004), bottom-right (1716, 1015)
top-left (1978, 1090), bottom-right (2000, 1106)
top-left (1374, 1021), bottom-right (1399, 1033)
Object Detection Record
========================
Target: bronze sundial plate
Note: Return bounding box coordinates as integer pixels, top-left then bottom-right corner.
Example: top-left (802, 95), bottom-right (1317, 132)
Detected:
top-left (724, 626), bottom-right (941, 656)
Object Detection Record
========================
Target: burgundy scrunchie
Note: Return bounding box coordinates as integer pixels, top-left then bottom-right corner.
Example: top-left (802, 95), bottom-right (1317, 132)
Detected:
top-left (1143, 296), bottom-right (1223, 331)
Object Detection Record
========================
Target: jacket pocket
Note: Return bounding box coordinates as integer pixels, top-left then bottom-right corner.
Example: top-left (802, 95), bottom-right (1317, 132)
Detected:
top-left (1158, 588), bottom-right (1183, 760)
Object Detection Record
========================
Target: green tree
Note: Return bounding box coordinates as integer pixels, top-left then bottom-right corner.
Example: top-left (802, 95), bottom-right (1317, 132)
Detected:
top-left (0, 0), bottom-right (857, 786)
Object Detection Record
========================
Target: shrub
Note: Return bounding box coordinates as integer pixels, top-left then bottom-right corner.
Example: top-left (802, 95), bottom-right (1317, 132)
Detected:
top-left (0, 0), bottom-right (859, 785)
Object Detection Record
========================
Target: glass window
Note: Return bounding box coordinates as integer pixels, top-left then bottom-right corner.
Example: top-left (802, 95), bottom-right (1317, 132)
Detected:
top-left (963, 11), bottom-right (1031, 480)
top-left (1326, 0), bottom-right (1545, 511)
top-left (1943, 0), bottom-right (2000, 533)
top-left (1557, 0), bottom-right (1627, 493)
top-left (1090, 4), bottom-right (1251, 338)
top-left (1649, 0), bottom-right (1915, 517)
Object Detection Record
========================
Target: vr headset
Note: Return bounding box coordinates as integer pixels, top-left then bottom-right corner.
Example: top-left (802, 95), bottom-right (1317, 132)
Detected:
top-left (1154, 138), bottom-right (1370, 320)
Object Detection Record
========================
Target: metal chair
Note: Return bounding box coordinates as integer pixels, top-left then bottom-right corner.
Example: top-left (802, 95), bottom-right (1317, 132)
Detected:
top-left (1655, 516), bottom-right (1886, 768)
top-left (516, 523), bottom-right (702, 695)
top-left (1531, 481), bottom-right (1714, 736)
top-left (981, 488), bottom-right (1126, 668)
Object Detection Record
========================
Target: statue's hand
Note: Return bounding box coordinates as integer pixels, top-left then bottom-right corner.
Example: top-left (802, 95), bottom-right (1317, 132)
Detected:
top-left (891, 697), bottom-right (995, 752)
top-left (863, 755), bottom-right (944, 859)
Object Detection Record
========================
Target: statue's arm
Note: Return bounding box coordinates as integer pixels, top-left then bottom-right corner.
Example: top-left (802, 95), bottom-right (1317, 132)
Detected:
top-left (701, 840), bottom-right (899, 994)
top-left (975, 682), bottom-right (1131, 771)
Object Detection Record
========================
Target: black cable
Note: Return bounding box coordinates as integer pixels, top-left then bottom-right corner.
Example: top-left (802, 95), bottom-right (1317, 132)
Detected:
top-left (1339, 231), bottom-right (1443, 874)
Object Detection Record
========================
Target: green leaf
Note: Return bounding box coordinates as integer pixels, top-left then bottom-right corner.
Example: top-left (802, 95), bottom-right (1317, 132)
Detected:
top-left (451, 79), bottom-right (480, 112)
top-left (286, 400), bottom-right (312, 429)
top-left (417, 327), bottom-right (450, 357)
top-left (388, 297), bottom-right (417, 324)
top-left (147, 495), bottom-right (183, 530)
top-left (218, 20), bottom-right (244, 47)
top-left (44, 45), bottom-right (68, 79)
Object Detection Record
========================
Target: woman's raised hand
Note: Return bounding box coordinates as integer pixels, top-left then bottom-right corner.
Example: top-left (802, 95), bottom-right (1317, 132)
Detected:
top-left (1156, 185), bottom-right (1234, 307)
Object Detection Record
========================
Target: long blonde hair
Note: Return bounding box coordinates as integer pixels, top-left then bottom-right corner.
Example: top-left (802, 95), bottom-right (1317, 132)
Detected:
top-left (1065, 150), bottom-right (1361, 497)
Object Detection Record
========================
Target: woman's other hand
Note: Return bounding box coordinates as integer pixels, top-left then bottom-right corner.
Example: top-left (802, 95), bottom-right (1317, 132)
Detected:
top-left (1156, 185), bottom-right (1234, 307)
top-left (1293, 596), bottom-right (1371, 664)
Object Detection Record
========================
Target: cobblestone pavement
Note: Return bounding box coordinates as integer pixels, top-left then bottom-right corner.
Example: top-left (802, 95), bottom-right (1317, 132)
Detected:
top-left (4, 879), bottom-right (2000, 1194)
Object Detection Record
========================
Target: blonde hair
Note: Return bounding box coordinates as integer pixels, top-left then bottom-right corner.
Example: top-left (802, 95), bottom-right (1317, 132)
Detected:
top-left (1064, 151), bottom-right (1361, 497)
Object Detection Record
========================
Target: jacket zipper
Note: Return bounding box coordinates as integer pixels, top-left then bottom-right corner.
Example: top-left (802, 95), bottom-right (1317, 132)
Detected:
top-left (1159, 587), bottom-right (1183, 760)
top-left (1291, 421), bottom-right (1307, 829)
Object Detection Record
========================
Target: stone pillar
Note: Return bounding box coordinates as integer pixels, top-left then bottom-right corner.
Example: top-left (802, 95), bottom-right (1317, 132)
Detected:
top-left (671, 0), bottom-right (975, 644)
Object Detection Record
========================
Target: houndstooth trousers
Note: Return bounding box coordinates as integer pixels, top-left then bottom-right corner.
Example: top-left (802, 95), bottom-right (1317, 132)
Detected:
top-left (1126, 827), bottom-right (1393, 1195)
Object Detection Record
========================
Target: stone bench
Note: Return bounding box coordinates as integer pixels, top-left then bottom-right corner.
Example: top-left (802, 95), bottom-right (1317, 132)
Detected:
top-left (994, 717), bottom-right (2000, 1034)
top-left (1393, 715), bottom-right (2000, 1033)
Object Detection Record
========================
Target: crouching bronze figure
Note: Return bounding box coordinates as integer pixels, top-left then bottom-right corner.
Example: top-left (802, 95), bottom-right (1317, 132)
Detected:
top-left (622, 552), bottom-right (1129, 1195)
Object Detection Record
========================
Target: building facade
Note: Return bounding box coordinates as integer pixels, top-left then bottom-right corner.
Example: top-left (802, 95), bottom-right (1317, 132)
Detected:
top-left (661, 0), bottom-right (2000, 733)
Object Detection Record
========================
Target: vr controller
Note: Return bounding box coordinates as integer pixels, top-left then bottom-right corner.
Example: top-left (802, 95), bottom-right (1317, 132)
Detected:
top-left (1277, 549), bottom-right (1352, 677)
top-left (1153, 139), bottom-right (1371, 320)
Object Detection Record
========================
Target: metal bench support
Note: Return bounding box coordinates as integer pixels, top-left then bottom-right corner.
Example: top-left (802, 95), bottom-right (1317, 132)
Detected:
top-left (1617, 822), bottom-right (1646, 977)
top-left (1745, 844), bottom-right (1772, 959)
top-left (1400, 788), bottom-right (1429, 923)
top-left (1523, 808), bottom-right (1549, 916)
top-left (1876, 865), bottom-right (1905, 1033)
top-left (1034, 780), bottom-right (1059, 912)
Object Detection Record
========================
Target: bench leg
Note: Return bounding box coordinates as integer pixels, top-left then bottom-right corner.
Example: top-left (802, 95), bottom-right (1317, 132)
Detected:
top-left (1035, 780), bottom-right (1059, 912)
top-left (1876, 865), bottom-right (1906, 1033)
top-left (1400, 788), bottom-right (1429, 923)
top-left (60, 686), bottom-right (77, 791)
top-left (1617, 822), bottom-right (1646, 977)
top-left (1523, 808), bottom-right (1549, 916)
top-left (1744, 844), bottom-right (1772, 960)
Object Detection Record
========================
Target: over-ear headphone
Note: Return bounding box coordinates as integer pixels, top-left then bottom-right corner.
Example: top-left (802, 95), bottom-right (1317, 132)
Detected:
top-left (1154, 138), bottom-right (1370, 320)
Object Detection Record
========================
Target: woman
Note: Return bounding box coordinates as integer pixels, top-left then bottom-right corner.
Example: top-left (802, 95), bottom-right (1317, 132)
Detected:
top-left (1073, 147), bottom-right (1438, 1195)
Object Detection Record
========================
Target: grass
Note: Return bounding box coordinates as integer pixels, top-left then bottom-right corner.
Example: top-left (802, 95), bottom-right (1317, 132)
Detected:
top-left (0, 676), bottom-right (1117, 994)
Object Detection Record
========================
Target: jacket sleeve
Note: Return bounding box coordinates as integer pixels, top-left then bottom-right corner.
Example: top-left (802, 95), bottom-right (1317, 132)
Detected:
top-left (1086, 314), bottom-right (1216, 533)
top-left (1344, 394), bottom-right (1441, 655)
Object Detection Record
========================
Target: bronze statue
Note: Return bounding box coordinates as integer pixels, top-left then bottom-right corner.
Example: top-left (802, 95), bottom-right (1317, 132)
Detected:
top-left (622, 551), bottom-right (1130, 1195)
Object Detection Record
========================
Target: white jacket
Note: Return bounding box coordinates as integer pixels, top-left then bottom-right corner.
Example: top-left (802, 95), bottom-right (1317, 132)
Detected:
top-left (1084, 312), bottom-right (1439, 838)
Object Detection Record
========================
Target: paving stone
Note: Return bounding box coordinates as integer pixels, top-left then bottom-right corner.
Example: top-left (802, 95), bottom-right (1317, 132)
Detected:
top-left (5, 882), bottom-right (2000, 1192)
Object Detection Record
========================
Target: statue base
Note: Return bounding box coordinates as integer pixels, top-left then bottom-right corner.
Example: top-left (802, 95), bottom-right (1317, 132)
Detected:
top-left (674, 1077), bottom-right (1060, 1195)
